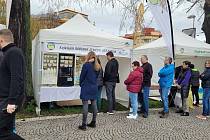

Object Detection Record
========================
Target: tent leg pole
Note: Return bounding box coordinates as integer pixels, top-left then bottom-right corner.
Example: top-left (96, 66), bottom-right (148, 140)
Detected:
top-left (36, 103), bottom-right (41, 116)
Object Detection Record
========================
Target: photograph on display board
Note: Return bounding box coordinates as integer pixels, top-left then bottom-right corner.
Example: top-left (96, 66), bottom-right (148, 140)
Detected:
top-left (42, 53), bottom-right (58, 86)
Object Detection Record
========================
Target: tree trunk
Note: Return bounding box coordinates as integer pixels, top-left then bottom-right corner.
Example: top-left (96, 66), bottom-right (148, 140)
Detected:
top-left (9, 0), bottom-right (33, 96)
top-left (202, 2), bottom-right (210, 44)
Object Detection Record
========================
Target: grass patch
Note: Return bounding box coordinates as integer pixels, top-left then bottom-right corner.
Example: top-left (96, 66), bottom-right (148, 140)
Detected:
top-left (17, 98), bottom-right (162, 119)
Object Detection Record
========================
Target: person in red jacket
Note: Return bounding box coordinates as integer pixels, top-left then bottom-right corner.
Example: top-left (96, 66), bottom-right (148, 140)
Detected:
top-left (124, 61), bottom-right (144, 119)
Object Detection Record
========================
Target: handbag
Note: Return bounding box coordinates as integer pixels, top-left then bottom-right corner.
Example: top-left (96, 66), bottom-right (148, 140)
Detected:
top-left (174, 90), bottom-right (182, 108)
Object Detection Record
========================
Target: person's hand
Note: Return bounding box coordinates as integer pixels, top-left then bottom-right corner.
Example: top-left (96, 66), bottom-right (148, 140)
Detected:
top-left (7, 104), bottom-right (16, 114)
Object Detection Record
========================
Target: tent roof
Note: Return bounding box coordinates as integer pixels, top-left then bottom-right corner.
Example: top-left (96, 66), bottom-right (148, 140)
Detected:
top-left (134, 30), bottom-right (210, 50)
top-left (38, 14), bottom-right (131, 47)
top-left (53, 14), bottom-right (126, 41)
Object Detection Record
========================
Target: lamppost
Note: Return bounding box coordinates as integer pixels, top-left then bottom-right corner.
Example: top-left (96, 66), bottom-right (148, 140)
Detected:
top-left (187, 15), bottom-right (196, 28)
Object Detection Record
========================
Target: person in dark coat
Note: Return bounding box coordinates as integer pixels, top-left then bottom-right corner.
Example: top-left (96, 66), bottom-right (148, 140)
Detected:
top-left (79, 51), bottom-right (101, 131)
top-left (139, 55), bottom-right (153, 118)
top-left (0, 29), bottom-right (25, 140)
top-left (189, 64), bottom-right (200, 106)
top-left (196, 60), bottom-right (210, 120)
top-left (124, 61), bottom-right (143, 119)
top-left (96, 58), bottom-right (103, 113)
top-left (176, 61), bottom-right (191, 116)
top-left (104, 51), bottom-right (119, 115)
top-left (0, 49), bottom-right (3, 64)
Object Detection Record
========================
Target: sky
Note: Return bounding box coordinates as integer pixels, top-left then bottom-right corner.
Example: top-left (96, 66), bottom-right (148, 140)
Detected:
top-left (30, 0), bottom-right (206, 41)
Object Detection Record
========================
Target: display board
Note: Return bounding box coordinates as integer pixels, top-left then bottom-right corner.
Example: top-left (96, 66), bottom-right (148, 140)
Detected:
top-left (57, 53), bottom-right (75, 87)
top-left (42, 53), bottom-right (58, 85)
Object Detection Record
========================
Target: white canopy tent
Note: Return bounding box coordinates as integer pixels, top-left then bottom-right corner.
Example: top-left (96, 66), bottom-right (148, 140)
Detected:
top-left (32, 14), bottom-right (132, 114)
top-left (133, 30), bottom-right (210, 86)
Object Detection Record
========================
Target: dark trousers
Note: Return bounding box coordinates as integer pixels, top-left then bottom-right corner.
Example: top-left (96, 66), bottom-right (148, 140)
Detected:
top-left (0, 112), bottom-right (24, 140)
top-left (105, 82), bottom-right (116, 113)
top-left (139, 87), bottom-right (150, 116)
top-left (191, 86), bottom-right (199, 104)
top-left (82, 100), bottom-right (97, 125)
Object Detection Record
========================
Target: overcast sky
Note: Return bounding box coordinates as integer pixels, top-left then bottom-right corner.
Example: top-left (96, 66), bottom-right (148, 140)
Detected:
top-left (30, 0), bottom-right (205, 41)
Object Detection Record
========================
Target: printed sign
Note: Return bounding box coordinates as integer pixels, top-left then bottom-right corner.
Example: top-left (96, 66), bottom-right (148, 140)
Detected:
top-left (42, 42), bottom-right (131, 58)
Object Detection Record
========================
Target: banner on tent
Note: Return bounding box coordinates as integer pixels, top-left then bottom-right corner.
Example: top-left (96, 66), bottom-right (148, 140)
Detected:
top-left (42, 42), bottom-right (131, 58)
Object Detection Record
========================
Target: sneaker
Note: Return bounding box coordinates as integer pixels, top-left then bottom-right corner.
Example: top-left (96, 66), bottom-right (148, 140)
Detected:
top-left (196, 115), bottom-right (207, 120)
top-left (143, 114), bottom-right (148, 118)
top-left (87, 121), bottom-right (96, 128)
top-left (176, 110), bottom-right (184, 113)
top-left (107, 112), bottom-right (114, 115)
top-left (78, 124), bottom-right (87, 131)
top-left (158, 110), bottom-right (164, 115)
top-left (180, 112), bottom-right (189, 116)
top-left (160, 112), bottom-right (169, 118)
top-left (126, 114), bottom-right (138, 119)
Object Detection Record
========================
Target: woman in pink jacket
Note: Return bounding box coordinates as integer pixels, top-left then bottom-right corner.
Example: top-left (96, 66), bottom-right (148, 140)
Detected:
top-left (124, 61), bottom-right (144, 119)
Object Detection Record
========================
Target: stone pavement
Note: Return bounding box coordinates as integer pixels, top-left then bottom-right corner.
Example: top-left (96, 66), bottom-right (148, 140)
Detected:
top-left (17, 108), bottom-right (210, 140)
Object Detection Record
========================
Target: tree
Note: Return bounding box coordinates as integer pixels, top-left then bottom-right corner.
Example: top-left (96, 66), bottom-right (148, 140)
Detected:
top-left (9, 0), bottom-right (33, 96)
top-left (202, 0), bottom-right (210, 44)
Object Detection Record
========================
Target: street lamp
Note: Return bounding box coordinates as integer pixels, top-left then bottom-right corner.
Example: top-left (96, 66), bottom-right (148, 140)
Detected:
top-left (187, 15), bottom-right (196, 28)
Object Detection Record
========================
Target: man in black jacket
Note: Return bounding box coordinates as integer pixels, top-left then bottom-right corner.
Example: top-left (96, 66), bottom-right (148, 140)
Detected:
top-left (190, 64), bottom-right (200, 106)
top-left (0, 29), bottom-right (25, 140)
top-left (139, 55), bottom-right (153, 118)
top-left (0, 49), bottom-right (3, 63)
top-left (104, 51), bottom-right (119, 115)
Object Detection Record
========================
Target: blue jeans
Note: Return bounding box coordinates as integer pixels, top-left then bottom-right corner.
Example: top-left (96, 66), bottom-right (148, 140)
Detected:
top-left (140, 86), bottom-right (150, 116)
top-left (129, 92), bottom-right (138, 116)
top-left (202, 88), bottom-right (210, 116)
top-left (159, 87), bottom-right (170, 113)
top-left (96, 86), bottom-right (103, 112)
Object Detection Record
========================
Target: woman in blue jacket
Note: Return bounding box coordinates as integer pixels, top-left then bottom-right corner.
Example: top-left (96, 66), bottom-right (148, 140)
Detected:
top-left (79, 51), bottom-right (101, 130)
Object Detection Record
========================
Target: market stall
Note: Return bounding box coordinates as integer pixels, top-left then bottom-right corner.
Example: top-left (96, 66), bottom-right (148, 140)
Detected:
top-left (133, 30), bottom-right (210, 99)
top-left (32, 14), bottom-right (132, 115)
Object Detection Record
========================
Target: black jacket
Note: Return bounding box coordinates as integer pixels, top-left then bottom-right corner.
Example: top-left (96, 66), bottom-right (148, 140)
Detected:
top-left (0, 50), bottom-right (3, 64)
top-left (142, 62), bottom-right (153, 87)
top-left (104, 58), bottom-right (119, 83)
top-left (97, 68), bottom-right (103, 86)
top-left (200, 68), bottom-right (210, 88)
top-left (190, 69), bottom-right (200, 87)
top-left (0, 43), bottom-right (26, 108)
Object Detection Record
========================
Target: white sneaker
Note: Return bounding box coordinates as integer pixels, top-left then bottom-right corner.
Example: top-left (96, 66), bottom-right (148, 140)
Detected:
top-left (129, 108), bottom-right (133, 113)
top-left (107, 112), bottom-right (114, 115)
top-left (126, 114), bottom-right (138, 119)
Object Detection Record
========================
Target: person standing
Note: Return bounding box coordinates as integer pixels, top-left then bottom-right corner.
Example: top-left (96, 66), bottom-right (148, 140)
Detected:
top-left (0, 29), bottom-right (25, 140)
top-left (190, 64), bottom-right (200, 106)
top-left (124, 61), bottom-right (143, 119)
top-left (96, 58), bottom-right (103, 113)
top-left (104, 51), bottom-right (119, 115)
top-left (79, 51), bottom-right (101, 131)
top-left (139, 55), bottom-right (153, 118)
top-left (196, 60), bottom-right (210, 120)
top-left (0, 49), bottom-right (3, 63)
top-left (158, 57), bottom-right (174, 118)
top-left (176, 61), bottom-right (192, 116)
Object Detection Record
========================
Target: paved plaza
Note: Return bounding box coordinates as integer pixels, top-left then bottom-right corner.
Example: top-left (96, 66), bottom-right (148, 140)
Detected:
top-left (17, 108), bottom-right (210, 140)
